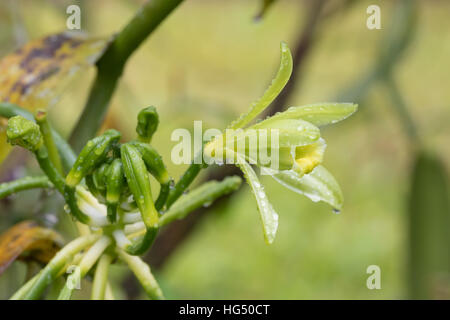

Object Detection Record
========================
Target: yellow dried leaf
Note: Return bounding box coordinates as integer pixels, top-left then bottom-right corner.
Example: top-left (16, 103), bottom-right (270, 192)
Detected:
top-left (0, 32), bottom-right (108, 163)
top-left (0, 220), bottom-right (64, 275)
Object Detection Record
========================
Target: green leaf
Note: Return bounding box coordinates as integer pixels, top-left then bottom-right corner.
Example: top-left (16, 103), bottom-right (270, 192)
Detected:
top-left (269, 165), bottom-right (344, 210)
top-left (260, 103), bottom-right (358, 127)
top-left (408, 151), bottom-right (450, 299)
top-left (228, 42), bottom-right (293, 130)
top-left (235, 152), bottom-right (278, 244)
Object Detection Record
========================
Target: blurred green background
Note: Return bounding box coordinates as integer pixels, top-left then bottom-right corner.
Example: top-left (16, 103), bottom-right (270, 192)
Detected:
top-left (0, 0), bottom-right (449, 299)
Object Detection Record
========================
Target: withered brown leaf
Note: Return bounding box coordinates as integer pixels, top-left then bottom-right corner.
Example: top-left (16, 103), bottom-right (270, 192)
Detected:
top-left (0, 220), bottom-right (64, 275)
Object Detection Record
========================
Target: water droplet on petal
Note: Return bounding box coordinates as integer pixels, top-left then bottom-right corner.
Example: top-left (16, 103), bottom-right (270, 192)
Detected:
top-left (203, 201), bottom-right (212, 208)
top-left (64, 204), bottom-right (71, 214)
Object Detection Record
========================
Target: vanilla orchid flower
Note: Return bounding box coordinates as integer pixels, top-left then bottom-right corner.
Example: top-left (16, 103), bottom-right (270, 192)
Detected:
top-left (204, 42), bottom-right (357, 244)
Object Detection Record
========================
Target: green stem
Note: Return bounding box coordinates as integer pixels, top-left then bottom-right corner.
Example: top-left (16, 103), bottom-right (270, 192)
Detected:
top-left (69, 0), bottom-right (185, 152)
top-left (35, 110), bottom-right (63, 175)
top-left (105, 282), bottom-right (115, 300)
top-left (91, 254), bottom-right (113, 300)
top-left (34, 146), bottom-right (65, 194)
top-left (0, 102), bottom-right (33, 119)
top-left (22, 234), bottom-right (100, 300)
top-left (116, 247), bottom-right (164, 300)
top-left (125, 228), bottom-right (158, 256)
top-left (160, 176), bottom-right (242, 226)
top-left (58, 236), bottom-right (111, 300)
top-left (0, 176), bottom-right (52, 199)
top-left (78, 236), bottom-right (111, 277)
top-left (52, 130), bottom-right (77, 172)
top-left (166, 162), bottom-right (203, 208)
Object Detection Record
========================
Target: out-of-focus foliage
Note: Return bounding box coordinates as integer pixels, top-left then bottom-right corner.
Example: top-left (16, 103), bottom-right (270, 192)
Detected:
top-left (255, 0), bottom-right (277, 20)
top-left (0, 32), bottom-right (107, 162)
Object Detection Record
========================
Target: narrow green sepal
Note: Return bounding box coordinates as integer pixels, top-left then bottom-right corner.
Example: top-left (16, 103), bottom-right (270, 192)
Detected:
top-left (228, 42), bottom-right (293, 129)
top-left (262, 103), bottom-right (358, 127)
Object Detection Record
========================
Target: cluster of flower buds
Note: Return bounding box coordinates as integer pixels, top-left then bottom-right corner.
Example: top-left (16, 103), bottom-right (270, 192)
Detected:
top-left (6, 107), bottom-right (173, 256)
top-left (67, 107), bottom-right (173, 255)
top-left (2, 102), bottom-right (242, 300)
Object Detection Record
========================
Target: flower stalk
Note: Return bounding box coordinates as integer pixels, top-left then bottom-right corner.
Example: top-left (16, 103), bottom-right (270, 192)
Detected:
top-left (116, 247), bottom-right (164, 300)
top-left (35, 110), bottom-right (63, 175)
top-left (22, 234), bottom-right (100, 300)
top-left (91, 254), bottom-right (114, 300)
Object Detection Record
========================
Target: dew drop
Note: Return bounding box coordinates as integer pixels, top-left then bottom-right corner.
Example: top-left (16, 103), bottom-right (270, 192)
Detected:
top-left (64, 204), bottom-right (71, 214)
top-left (203, 201), bottom-right (212, 208)
top-left (44, 213), bottom-right (58, 226)
top-left (332, 208), bottom-right (341, 215)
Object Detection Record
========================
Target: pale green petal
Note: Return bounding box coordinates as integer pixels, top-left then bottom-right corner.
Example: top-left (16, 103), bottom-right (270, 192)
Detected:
top-left (228, 42), bottom-right (293, 130)
top-left (249, 118), bottom-right (320, 147)
top-left (261, 103), bottom-right (358, 127)
top-left (270, 165), bottom-right (344, 210)
top-left (235, 151), bottom-right (279, 244)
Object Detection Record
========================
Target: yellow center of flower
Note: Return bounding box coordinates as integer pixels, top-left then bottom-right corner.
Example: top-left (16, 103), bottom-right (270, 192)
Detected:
top-left (293, 138), bottom-right (326, 175)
